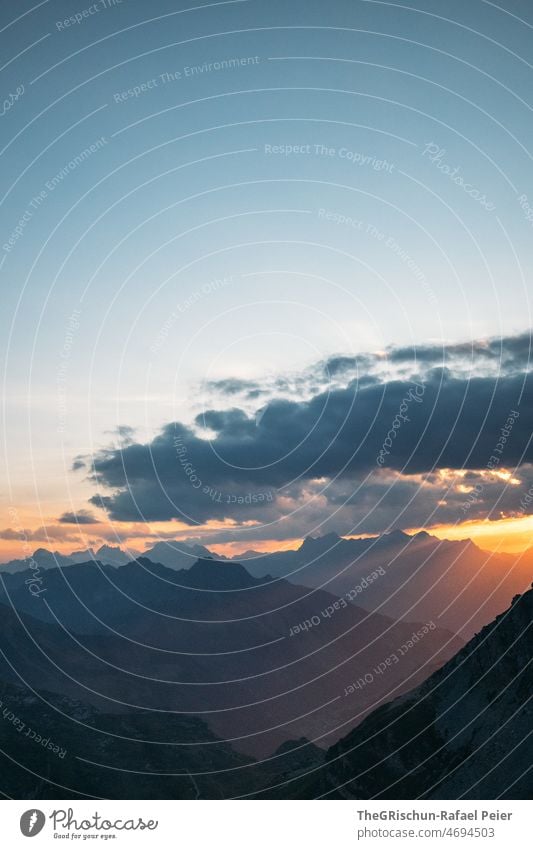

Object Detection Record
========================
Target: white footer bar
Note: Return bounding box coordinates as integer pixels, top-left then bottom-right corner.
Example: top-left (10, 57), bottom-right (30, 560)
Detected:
top-left (2, 799), bottom-right (529, 847)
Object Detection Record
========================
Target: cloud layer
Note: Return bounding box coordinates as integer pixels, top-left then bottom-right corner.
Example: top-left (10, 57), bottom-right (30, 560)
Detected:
top-left (78, 332), bottom-right (532, 538)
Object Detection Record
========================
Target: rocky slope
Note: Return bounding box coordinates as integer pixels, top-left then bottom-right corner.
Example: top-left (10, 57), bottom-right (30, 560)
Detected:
top-left (314, 584), bottom-right (532, 799)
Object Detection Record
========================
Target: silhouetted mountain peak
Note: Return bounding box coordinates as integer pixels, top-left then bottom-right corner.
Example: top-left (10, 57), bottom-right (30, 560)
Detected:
top-left (141, 540), bottom-right (216, 569)
top-left (232, 549), bottom-right (264, 560)
top-left (33, 547), bottom-right (63, 560)
top-left (183, 557), bottom-right (263, 590)
top-left (379, 529), bottom-right (410, 544)
top-left (299, 532), bottom-right (342, 555)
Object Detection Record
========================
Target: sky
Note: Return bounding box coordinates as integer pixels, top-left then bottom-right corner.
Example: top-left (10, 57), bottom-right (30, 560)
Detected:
top-left (1, 0), bottom-right (533, 560)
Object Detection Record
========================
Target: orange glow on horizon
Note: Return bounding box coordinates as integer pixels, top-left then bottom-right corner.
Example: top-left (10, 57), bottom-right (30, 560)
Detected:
top-left (417, 515), bottom-right (533, 554)
top-left (209, 538), bottom-right (302, 558)
top-left (1, 512), bottom-right (532, 562)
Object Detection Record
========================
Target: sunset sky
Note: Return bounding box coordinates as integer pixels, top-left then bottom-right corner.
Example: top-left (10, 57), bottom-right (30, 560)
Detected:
top-left (1, 0), bottom-right (532, 562)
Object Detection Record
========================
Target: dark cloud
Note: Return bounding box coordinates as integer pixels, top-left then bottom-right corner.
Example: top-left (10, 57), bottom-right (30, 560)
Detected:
top-left (102, 425), bottom-right (137, 446)
top-left (0, 528), bottom-right (34, 541)
top-left (388, 330), bottom-right (533, 370)
top-left (86, 362), bottom-right (532, 528)
top-left (116, 425), bottom-right (136, 444)
top-left (204, 378), bottom-right (260, 396)
top-left (200, 333), bottom-right (532, 424)
top-left (58, 509), bottom-right (99, 525)
top-left (323, 353), bottom-right (373, 378)
top-left (196, 407), bottom-right (255, 436)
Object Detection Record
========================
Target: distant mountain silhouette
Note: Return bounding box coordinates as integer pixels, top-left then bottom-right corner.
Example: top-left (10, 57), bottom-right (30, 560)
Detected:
top-left (141, 540), bottom-right (219, 569)
top-left (0, 557), bottom-right (462, 757)
top-left (0, 544), bottom-right (140, 573)
top-left (239, 531), bottom-right (533, 638)
top-left (3, 530), bottom-right (530, 639)
top-left (4, 529), bottom-right (530, 637)
top-left (0, 540), bottom-right (216, 573)
top-left (0, 547), bottom-right (75, 574)
top-left (70, 544), bottom-right (141, 566)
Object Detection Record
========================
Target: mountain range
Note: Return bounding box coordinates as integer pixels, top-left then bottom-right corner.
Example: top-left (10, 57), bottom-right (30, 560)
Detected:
top-left (0, 580), bottom-right (530, 799)
top-left (1, 530), bottom-right (530, 796)
top-left (3, 530), bottom-right (531, 639)
top-left (0, 556), bottom-right (462, 757)
top-left (237, 531), bottom-right (533, 639)
top-left (0, 540), bottom-right (222, 571)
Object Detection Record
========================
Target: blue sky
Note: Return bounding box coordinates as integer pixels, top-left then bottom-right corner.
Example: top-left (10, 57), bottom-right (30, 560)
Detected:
top-left (1, 0), bottom-right (533, 555)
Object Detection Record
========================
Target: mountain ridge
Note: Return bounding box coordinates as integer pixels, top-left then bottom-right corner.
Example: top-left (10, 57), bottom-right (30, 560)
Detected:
top-left (0, 555), bottom-right (463, 757)
top-left (0, 582), bottom-right (530, 798)
top-left (313, 583), bottom-right (533, 800)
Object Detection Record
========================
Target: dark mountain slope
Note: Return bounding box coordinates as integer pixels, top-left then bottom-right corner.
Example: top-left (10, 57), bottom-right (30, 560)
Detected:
top-left (1, 584), bottom-right (530, 799)
top-left (315, 584), bottom-right (532, 799)
top-left (240, 531), bottom-right (533, 639)
top-left (0, 679), bottom-right (254, 799)
top-left (0, 558), bottom-right (462, 757)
